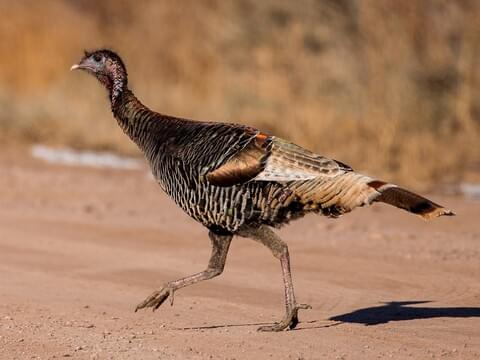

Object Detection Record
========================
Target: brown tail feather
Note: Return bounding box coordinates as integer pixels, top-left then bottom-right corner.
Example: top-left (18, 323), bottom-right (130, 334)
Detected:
top-left (370, 181), bottom-right (455, 220)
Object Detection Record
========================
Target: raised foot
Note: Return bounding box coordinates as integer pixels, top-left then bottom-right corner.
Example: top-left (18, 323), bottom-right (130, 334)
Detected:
top-left (135, 285), bottom-right (175, 312)
top-left (258, 303), bottom-right (312, 332)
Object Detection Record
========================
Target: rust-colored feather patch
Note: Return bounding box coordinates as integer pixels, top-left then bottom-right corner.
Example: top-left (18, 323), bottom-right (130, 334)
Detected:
top-left (207, 132), bottom-right (271, 187)
top-left (368, 180), bottom-right (388, 190)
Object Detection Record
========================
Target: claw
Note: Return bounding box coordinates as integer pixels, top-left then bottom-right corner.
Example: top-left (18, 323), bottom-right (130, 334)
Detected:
top-left (298, 303), bottom-right (312, 310)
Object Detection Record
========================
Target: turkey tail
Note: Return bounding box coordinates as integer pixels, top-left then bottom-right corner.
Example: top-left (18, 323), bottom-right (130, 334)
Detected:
top-left (368, 180), bottom-right (455, 220)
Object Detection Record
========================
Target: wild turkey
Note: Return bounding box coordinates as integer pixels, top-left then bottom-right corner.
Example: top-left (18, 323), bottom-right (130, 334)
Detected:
top-left (71, 49), bottom-right (454, 331)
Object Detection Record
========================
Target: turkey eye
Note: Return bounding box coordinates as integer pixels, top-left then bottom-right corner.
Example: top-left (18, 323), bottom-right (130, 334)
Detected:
top-left (93, 54), bottom-right (102, 62)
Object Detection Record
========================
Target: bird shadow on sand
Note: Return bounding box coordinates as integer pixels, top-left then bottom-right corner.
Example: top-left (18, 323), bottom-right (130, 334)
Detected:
top-left (170, 321), bottom-right (340, 331)
top-left (170, 322), bottom-right (269, 331)
top-left (327, 301), bottom-right (480, 326)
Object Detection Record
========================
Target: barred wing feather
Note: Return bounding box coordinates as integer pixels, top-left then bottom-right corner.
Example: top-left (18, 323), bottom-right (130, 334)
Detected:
top-left (207, 134), bottom-right (453, 219)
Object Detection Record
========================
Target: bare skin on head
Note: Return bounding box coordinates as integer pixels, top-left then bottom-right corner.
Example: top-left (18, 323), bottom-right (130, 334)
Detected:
top-left (71, 49), bottom-right (454, 331)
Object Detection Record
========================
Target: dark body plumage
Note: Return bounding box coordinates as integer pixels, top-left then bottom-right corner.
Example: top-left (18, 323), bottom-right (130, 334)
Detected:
top-left (72, 49), bottom-right (454, 331)
top-left (114, 92), bottom-right (266, 231)
top-left (114, 90), bottom-right (342, 232)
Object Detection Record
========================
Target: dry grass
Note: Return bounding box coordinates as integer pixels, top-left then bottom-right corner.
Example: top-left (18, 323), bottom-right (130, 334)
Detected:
top-left (0, 0), bottom-right (479, 188)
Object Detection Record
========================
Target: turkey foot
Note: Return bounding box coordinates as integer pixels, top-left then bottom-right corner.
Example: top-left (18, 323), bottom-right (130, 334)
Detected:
top-left (258, 303), bottom-right (312, 332)
top-left (135, 285), bottom-right (175, 312)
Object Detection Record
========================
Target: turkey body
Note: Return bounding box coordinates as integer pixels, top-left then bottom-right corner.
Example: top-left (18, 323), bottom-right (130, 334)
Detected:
top-left (113, 90), bottom-right (372, 233)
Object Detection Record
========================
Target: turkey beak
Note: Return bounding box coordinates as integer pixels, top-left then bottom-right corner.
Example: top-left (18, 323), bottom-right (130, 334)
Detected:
top-left (70, 61), bottom-right (95, 72)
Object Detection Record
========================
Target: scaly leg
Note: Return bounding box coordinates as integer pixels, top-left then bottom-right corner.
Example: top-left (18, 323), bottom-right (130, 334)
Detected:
top-left (135, 230), bottom-right (232, 312)
top-left (237, 225), bottom-right (311, 331)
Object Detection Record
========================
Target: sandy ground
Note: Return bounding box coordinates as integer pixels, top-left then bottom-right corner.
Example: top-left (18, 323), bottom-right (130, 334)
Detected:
top-left (0, 147), bottom-right (479, 360)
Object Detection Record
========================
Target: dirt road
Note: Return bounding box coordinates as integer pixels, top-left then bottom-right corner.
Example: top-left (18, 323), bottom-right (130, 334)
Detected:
top-left (1, 148), bottom-right (479, 359)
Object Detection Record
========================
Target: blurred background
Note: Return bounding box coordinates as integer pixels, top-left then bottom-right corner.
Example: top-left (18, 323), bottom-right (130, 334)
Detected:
top-left (1, 0), bottom-right (479, 189)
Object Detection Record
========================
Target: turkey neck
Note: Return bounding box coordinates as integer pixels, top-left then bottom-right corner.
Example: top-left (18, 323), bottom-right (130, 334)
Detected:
top-left (110, 88), bottom-right (181, 157)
